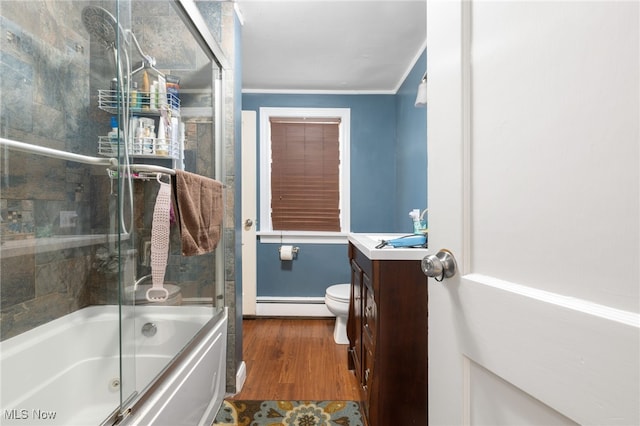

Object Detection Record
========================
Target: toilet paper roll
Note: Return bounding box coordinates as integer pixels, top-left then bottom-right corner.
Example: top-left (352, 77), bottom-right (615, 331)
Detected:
top-left (280, 245), bottom-right (294, 261)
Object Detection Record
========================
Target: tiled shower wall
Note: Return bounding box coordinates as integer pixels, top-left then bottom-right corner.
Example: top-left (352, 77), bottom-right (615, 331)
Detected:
top-left (0, 2), bottom-right (95, 242)
top-left (0, 0), bottom-right (111, 339)
top-left (197, 0), bottom-right (241, 394)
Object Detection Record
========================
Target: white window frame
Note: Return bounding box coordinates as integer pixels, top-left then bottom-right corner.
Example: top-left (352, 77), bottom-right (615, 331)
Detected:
top-left (258, 107), bottom-right (350, 244)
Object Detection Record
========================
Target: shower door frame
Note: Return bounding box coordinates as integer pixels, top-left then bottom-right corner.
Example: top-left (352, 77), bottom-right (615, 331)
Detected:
top-left (110, 0), bottom-right (230, 424)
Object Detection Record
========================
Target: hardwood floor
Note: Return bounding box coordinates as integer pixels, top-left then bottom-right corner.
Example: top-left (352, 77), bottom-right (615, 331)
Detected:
top-left (231, 318), bottom-right (361, 401)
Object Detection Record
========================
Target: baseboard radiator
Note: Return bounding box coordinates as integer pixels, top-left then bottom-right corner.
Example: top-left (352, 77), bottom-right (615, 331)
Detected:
top-left (255, 296), bottom-right (333, 317)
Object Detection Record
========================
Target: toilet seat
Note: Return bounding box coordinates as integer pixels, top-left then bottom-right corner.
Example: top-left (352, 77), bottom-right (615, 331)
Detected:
top-left (325, 283), bottom-right (351, 344)
top-left (326, 283), bottom-right (350, 302)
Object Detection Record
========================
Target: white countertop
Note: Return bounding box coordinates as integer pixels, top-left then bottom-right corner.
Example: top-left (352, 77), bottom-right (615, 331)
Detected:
top-left (348, 233), bottom-right (429, 261)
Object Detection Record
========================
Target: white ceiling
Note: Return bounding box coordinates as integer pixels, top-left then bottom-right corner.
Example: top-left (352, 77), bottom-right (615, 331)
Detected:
top-left (234, 0), bottom-right (427, 94)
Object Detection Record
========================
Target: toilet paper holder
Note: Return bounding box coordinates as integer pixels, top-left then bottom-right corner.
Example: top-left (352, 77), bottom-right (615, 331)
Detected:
top-left (279, 245), bottom-right (299, 260)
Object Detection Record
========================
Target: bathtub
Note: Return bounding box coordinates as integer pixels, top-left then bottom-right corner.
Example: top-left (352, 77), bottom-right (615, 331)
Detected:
top-left (0, 305), bottom-right (227, 426)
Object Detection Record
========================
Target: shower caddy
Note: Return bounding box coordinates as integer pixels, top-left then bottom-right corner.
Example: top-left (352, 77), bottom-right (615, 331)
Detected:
top-left (97, 72), bottom-right (182, 160)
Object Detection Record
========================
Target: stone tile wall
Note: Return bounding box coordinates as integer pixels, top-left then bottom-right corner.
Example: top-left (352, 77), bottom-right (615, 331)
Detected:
top-left (210, 1), bottom-right (241, 394)
top-left (0, 0), bottom-right (110, 339)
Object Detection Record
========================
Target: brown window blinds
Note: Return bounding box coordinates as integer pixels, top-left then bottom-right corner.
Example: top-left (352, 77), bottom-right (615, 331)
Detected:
top-left (269, 117), bottom-right (341, 231)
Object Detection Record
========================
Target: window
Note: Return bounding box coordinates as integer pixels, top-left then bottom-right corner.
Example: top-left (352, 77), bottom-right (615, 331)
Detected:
top-left (270, 116), bottom-right (341, 231)
top-left (259, 108), bottom-right (350, 243)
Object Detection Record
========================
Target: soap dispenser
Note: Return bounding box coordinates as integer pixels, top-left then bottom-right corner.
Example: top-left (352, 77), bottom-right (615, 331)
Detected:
top-left (409, 209), bottom-right (428, 234)
top-left (419, 208), bottom-right (428, 234)
top-left (410, 209), bottom-right (421, 233)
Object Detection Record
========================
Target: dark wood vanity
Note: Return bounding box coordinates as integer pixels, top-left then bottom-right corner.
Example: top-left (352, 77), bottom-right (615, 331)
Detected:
top-left (347, 240), bottom-right (429, 426)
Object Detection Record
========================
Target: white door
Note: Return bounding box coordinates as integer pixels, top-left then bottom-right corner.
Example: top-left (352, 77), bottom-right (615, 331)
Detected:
top-left (427, 1), bottom-right (639, 425)
top-left (241, 110), bottom-right (257, 316)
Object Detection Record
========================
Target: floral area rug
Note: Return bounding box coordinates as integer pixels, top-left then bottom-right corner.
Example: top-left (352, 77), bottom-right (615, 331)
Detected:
top-left (212, 400), bottom-right (364, 426)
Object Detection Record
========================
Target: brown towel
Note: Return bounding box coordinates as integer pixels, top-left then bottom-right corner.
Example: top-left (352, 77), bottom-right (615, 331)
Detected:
top-left (172, 170), bottom-right (223, 256)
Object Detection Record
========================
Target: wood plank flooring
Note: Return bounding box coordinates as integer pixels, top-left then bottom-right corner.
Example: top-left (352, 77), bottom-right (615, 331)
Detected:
top-left (231, 318), bottom-right (361, 401)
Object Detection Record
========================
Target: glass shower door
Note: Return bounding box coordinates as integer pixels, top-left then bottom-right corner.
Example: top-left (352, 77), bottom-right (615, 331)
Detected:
top-left (114, 0), bottom-right (226, 422)
top-left (82, 0), bottom-right (141, 418)
top-left (1, 0), bottom-right (226, 424)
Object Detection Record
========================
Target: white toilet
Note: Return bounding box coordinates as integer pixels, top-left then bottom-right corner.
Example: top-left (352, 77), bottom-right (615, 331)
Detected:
top-left (325, 283), bottom-right (351, 344)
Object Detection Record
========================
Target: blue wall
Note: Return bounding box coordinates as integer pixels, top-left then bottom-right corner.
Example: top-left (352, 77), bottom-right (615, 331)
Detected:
top-left (395, 51), bottom-right (427, 232)
top-left (256, 243), bottom-right (351, 297)
top-left (242, 94), bottom-right (399, 232)
top-left (242, 52), bottom-right (427, 298)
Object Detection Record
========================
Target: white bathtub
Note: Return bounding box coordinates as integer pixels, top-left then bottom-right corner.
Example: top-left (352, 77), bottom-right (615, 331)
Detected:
top-left (0, 305), bottom-right (227, 426)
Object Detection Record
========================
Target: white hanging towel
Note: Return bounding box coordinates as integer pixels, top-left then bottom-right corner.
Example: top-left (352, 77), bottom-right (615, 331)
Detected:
top-left (147, 174), bottom-right (171, 302)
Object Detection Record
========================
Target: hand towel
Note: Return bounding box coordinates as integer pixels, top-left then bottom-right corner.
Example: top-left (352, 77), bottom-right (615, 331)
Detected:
top-left (172, 170), bottom-right (223, 256)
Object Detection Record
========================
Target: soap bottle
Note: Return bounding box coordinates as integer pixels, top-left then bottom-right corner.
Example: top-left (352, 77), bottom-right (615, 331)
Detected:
top-left (128, 116), bottom-right (139, 155)
top-left (419, 208), bottom-right (428, 233)
top-left (107, 116), bottom-right (119, 154)
top-left (156, 117), bottom-right (167, 156)
top-left (130, 82), bottom-right (139, 111)
top-left (134, 119), bottom-right (145, 155)
top-left (149, 81), bottom-right (158, 111)
top-left (141, 70), bottom-right (150, 110)
top-left (110, 78), bottom-right (118, 108)
top-left (144, 124), bottom-right (155, 155)
top-left (410, 209), bottom-right (421, 234)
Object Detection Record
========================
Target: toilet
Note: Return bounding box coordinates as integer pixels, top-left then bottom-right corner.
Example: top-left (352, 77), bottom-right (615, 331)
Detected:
top-left (325, 283), bottom-right (351, 344)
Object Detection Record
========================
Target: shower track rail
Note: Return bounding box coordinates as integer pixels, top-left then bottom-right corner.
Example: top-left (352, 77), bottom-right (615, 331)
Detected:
top-left (0, 137), bottom-right (175, 176)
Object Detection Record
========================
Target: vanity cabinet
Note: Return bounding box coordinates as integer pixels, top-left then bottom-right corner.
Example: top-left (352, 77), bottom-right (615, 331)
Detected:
top-left (346, 242), bottom-right (428, 426)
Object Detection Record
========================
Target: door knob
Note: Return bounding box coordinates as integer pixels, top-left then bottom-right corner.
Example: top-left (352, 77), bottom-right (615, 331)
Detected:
top-left (422, 249), bottom-right (458, 281)
top-left (244, 218), bottom-right (253, 228)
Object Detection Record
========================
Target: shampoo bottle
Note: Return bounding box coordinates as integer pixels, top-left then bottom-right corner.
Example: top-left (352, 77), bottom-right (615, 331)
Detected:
top-left (141, 70), bottom-right (150, 110)
top-left (149, 81), bottom-right (158, 111)
top-left (156, 117), bottom-right (167, 156)
top-left (130, 82), bottom-right (139, 110)
top-left (110, 78), bottom-right (118, 108)
top-left (107, 116), bottom-right (119, 154)
top-left (135, 120), bottom-right (145, 155)
top-left (144, 124), bottom-right (155, 155)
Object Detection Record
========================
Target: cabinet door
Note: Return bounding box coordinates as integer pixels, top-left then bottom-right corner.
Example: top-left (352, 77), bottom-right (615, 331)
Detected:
top-left (348, 259), bottom-right (363, 381)
top-left (362, 273), bottom-right (376, 347)
top-left (362, 332), bottom-right (374, 419)
top-left (361, 272), bottom-right (376, 419)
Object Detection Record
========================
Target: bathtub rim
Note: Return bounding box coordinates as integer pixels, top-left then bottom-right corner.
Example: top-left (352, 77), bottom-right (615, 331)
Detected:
top-left (109, 307), bottom-right (228, 426)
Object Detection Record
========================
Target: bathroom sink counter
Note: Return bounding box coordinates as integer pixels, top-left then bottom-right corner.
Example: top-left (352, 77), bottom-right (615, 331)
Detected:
top-left (347, 235), bottom-right (429, 425)
top-left (348, 233), bottom-right (428, 261)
